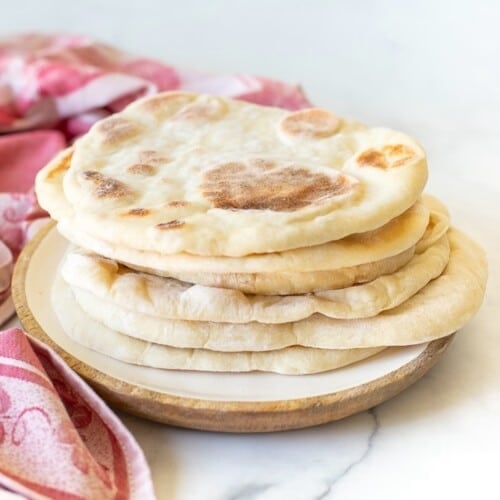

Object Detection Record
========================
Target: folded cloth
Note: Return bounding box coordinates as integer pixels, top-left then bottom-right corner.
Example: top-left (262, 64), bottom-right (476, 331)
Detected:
top-left (0, 192), bottom-right (47, 256)
top-left (0, 328), bottom-right (155, 499)
top-left (0, 297), bottom-right (14, 330)
top-left (0, 131), bottom-right (63, 325)
top-left (0, 202), bottom-right (52, 326)
top-left (0, 131), bottom-right (65, 193)
top-left (0, 240), bottom-right (14, 325)
top-left (0, 130), bottom-right (64, 259)
top-left (0, 241), bottom-right (13, 325)
top-left (0, 33), bottom-right (311, 137)
top-left (0, 241), bottom-right (11, 300)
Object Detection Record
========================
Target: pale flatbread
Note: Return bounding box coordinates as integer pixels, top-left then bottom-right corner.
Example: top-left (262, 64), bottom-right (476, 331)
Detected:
top-left (124, 196), bottom-right (448, 294)
top-left (36, 92), bottom-right (428, 256)
top-left (54, 197), bottom-right (431, 273)
top-left (55, 198), bottom-right (448, 296)
top-left (52, 276), bottom-right (382, 375)
top-left (62, 235), bottom-right (450, 325)
top-left (65, 229), bottom-right (486, 351)
top-left (415, 194), bottom-right (449, 253)
top-left (138, 246), bottom-right (414, 295)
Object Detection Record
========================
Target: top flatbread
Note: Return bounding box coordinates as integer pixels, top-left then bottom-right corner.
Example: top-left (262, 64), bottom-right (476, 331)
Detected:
top-left (38, 153), bottom-right (432, 273)
top-left (36, 92), bottom-right (428, 256)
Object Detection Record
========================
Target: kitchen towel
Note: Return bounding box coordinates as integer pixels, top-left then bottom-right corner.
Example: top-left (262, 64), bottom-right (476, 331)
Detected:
top-left (0, 328), bottom-right (155, 499)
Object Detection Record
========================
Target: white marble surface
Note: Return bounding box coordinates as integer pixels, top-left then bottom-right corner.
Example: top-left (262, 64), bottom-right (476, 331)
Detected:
top-left (3, 1), bottom-right (500, 499)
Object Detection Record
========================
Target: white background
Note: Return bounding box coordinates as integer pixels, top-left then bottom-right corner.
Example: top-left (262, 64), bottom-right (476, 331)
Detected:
top-left (1, 0), bottom-right (499, 192)
top-left (2, 0), bottom-right (499, 190)
top-left (2, 2), bottom-right (500, 499)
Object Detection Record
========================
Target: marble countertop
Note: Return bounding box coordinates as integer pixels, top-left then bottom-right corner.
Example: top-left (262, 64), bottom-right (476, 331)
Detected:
top-left (3, 1), bottom-right (500, 499)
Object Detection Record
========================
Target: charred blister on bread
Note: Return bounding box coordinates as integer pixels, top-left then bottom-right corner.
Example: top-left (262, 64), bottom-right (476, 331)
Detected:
top-left (136, 91), bottom-right (196, 119)
top-left (248, 158), bottom-right (276, 171)
top-left (280, 108), bottom-right (340, 139)
top-left (357, 144), bottom-right (417, 169)
top-left (173, 96), bottom-right (228, 123)
top-left (200, 159), bottom-right (356, 211)
top-left (81, 170), bottom-right (135, 200)
top-left (127, 164), bottom-right (158, 176)
top-left (137, 150), bottom-right (170, 166)
top-left (45, 150), bottom-right (73, 180)
top-left (357, 149), bottom-right (387, 169)
top-left (382, 144), bottom-right (417, 167)
top-left (156, 220), bottom-right (185, 230)
top-left (96, 116), bottom-right (142, 146)
top-left (124, 208), bottom-right (151, 217)
top-left (164, 200), bottom-right (190, 208)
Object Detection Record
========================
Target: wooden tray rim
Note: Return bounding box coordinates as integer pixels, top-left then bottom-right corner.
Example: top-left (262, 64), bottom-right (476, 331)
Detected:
top-left (12, 222), bottom-right (454, 431)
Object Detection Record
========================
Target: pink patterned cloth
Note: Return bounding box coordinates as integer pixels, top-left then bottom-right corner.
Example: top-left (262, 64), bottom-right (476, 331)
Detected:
top-left (0, 328), bottom-right (155, 499)
top-left (0, 241), bottom-right (12, 309)
top-left (0, 33), bottom-right (311, 137)
top-left (0, 130), bottom-right (64, 325)
top-left (0, 131), bottom-right (65, 193)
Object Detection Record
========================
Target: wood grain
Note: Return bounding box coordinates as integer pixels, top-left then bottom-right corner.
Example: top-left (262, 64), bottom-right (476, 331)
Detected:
top-left (12, 222), bottom-right (455, 433)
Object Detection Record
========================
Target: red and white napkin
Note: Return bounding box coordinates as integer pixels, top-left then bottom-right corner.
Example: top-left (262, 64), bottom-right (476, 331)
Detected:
top-left (0, 328), bottom-right (155, 499)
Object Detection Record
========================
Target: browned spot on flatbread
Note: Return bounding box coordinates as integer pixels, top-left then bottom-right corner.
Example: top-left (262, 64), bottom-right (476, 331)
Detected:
top-left (165, 200), bottom-right (189, 208)
top-left (46, 150), bottom-right (73, 180)
top-left (82, 171), bottom-right (101, 181)
top-left (138, 92), bottom-right (196, 119)
top-left (357, 149), bottom-right (387, 168)
top-left (382, 144), bottom-right (416, 167)
top-left (82, 171), bottom-right (134, 200)
top-left (125, 208), bottom-right (150, 217)
top-left (138, 150), bottom-right (170, 165)
top-left (280, 108), bottom-right (340, 138)
top-left (156, 220), bottom-right (185, 230)
top-left (96, 117), bottom-right (141, 146)
top-left (127, 164), bottom-right (157, 176)
top-left (201, 159), bottom-right (355, 211)
top-left (382, 144), bottom-right (409, 156)
top-left (174, 96), bottom-right (227, 122)
top-left (249, 158), bottom-right (276, 171)
top-left (357, 144), bottom-right (417, 169)
top-left (219, 162), bottom-right (246, 175)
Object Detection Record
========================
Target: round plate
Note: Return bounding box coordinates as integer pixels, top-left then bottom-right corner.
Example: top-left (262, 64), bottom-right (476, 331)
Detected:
top-left (13, 223), bottom-right (454, 433)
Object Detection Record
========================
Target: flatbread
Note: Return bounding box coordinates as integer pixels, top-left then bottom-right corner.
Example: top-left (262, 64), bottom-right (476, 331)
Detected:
top-left (415, 194), bottom-right (449, 253)
top-left (62, 235), bottom-right (450, 325)
top-left (136, 246), bottom-right (415, 294)
top-left (55, 197), bottom-right (448, 296)
top-left (52, 275), bottom-right (382, 375)
top-left (36, 92), bottom-right (428, 256)
top-left (64, 229), bottom-right (485, 351)
top-left (160, 200), bottom-right (448, 294)
top-left (54, 197), bottom-right (430, 274)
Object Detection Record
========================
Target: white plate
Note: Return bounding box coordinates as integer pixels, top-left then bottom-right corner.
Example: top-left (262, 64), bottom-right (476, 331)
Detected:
top-left (25, 226), bottom-right (429, 401)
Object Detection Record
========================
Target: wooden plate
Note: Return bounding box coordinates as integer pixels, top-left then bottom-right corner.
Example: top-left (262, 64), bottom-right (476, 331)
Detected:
top-left (12, 223), bottom-right (455, 433)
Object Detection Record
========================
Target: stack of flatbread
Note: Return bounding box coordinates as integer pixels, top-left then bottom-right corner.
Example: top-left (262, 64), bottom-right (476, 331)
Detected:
top-left (35, 92), bottom-right (487, 375)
